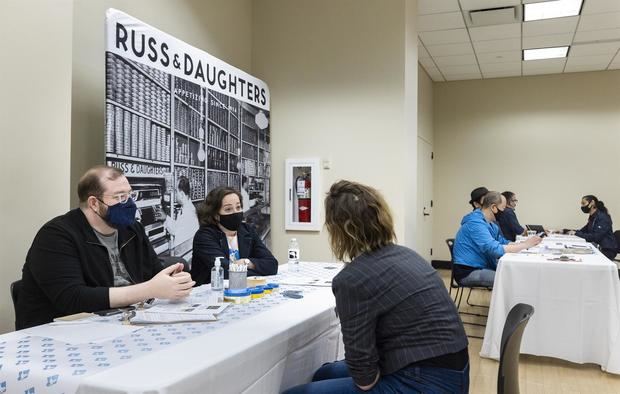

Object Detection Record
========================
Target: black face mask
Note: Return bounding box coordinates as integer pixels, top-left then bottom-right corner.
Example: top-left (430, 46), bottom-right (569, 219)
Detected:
top-left (581, 205), bottom-right (591, 214)
top-left (219, 212), bottom-right (244, 231)
top-left (494, 208), bottom-right (505, 221)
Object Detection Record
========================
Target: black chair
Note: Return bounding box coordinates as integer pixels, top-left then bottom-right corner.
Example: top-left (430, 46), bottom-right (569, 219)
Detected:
top-left (614, 230), bottom-right (620, 279)
top-left (11, 279), bottom-right (22, 330)
top-left (158, 256), bottom-right (190, 272)
top-left (446, 238), bottom-right (492, 339)
top-left (497, 303), bottom-right (535, 394)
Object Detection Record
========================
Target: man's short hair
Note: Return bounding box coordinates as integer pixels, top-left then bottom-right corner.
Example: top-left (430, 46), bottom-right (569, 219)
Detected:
top-left (177, 176), bottom-right (190, 196)
top-left (77, 165), bottom-right (124, 203)
top-left (482, 191), bottom-right (502, 209)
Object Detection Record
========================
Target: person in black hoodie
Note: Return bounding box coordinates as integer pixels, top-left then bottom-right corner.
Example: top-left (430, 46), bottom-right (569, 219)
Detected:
top-left (17, 166), bottom-right (195, 329)
top-left (572, 195), bottom-right (617, 260)
top-left (191, 187), bottom-right (278, 285)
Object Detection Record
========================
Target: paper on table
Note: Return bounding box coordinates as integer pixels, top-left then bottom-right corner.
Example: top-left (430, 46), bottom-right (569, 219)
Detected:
top-left (277, 277), bottom-right (333, 287)
top-left (23, 321), bottom-right (141, 344)
top-left (130, 311), bottom-right (217, 324)
top-left (147, 302), bottom-right (229, 315)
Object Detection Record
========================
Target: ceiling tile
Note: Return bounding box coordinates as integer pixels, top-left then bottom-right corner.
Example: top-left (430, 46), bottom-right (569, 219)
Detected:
top-left (566, 53), bottom-right (615, 65)
top-left (418, 12), bottom-right (466, 32)
top-left (522, 58), bottom-right (566, 73)
top-left (426, 42), bottom-right (474, 57)
top-left (419, 28), bottom-right (470, 45)
top-left (483, 70), bottom-right (522, 78)
top-left (419, 57), bottom-right (437, 70)
top-left (523, 16), bottom-right (579, 37)
top-left (582, 0), bottom-right (620, 15)
top-left (444, 72), bottom-right (483, 81)
top-left (564, 63), bottom-right (609, 73)
top-left (574, 28), bottom-right (620, 43)
top-left (419, 43), bottom-right (431, 59)
top-left (479, 61), bottom-right (521, 73)
top-left (522, 33), bottom-right (573, 49)
top-left (440, 64), bottom-right (481, 74)
top-left (578, 12), bottom-right (620, 31)
top-left (425, 67), bottom-right (446, 82)
top-left (472, 38), bottom-right (521, 53)
top-left (477, 50), bottom-right (522, 64)
top-left (523, 68), bottom-right (562, 76)
top-left (459, 0), bottom-right (520, 11)
top-left (418, 0), bottom-right (461, 16)
top-left (609, 63), bottom-right (620, 70)
top-left (434, 53), bottom-right (478, 67)
top-left (469, 23), bottom-right (521, 41)
top-left (570, 42), bottom-right (620, 57)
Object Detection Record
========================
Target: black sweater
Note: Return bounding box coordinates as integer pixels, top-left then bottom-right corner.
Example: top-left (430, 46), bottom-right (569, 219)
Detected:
top-left (191, 223), bottom-right (278, 285)
top-left (17, 209), bottom-right (160, 329)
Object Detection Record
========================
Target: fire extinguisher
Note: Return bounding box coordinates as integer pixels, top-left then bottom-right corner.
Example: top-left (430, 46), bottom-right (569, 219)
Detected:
top-left (296, 172), bottom-right (311, 222)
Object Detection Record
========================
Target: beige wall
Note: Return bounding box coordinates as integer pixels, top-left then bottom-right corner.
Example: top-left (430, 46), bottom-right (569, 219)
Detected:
top-left (71, 0), bottom-right (253, 205)
top-left (252, 0), bottom-right (418, 263)
top-left (433, 70), bottom-right (620, 261)
top-left (418, 65), bottom-right (434, 145)
top-left (0, 0), bottom-right (73, 333)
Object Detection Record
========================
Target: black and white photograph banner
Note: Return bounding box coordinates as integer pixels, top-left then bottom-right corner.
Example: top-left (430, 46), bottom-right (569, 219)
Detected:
top-left (104, 8), bottom-right (272, 259)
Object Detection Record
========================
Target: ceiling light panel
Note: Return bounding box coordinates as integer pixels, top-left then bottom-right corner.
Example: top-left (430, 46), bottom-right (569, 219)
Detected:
top-left (523, 46), bottom-right (569, 61)
top-left (524, 0), bottom-right (583, 22)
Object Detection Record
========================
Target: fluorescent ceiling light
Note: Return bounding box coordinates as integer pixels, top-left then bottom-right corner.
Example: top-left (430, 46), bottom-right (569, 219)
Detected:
top-left (524, 0), bottom-right (583, 21)
top-left (523, 46), bottom-right (569, 60)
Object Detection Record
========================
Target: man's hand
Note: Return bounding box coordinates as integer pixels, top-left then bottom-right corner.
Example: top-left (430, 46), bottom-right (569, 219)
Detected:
top-left (148, 263), bottom-right (195, 300)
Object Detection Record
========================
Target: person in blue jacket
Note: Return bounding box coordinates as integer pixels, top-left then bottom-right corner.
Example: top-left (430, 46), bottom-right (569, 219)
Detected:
top-left (497, 191), bottom-right (525, 242)
top-left (453, 191), bottom-right (541, 287)
top-left (570, 195), bottom-right (617, 260)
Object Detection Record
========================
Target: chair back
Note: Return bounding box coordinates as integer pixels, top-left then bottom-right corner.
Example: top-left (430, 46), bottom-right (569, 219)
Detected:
top-left (614, 230), bottom-right (620, 253)
top-left (445, 238), bottom-right (458, 289)
top-left (11, 279), bottom-right (22, 330)
top-left (497, 303), bottom-right (535, 394)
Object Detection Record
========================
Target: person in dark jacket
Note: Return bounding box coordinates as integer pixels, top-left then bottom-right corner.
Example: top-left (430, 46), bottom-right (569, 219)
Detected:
top-left (284, 180), bottom-right (470, 394)
top-left (572, 195), bottom-right (617, 260)
top-left (16, 166), bottom-right (195, 329)
top-left (497, 191), bottom-right (525, 242)
top-left (191, 186), bottom-right (278, 285)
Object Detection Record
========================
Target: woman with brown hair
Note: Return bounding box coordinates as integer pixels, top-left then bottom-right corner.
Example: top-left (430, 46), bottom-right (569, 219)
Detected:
top-left (191, 186), bottom-right (278, 286)
top-left (284, 180), bottom-right (469, 393)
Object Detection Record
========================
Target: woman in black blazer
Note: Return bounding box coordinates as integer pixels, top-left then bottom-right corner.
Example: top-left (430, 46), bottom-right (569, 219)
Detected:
top-left (191, 187), bottom-right (278, 285)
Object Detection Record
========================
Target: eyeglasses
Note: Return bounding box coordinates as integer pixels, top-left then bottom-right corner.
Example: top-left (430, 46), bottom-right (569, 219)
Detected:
top-left (511, 199), bottom-right (518, 203)
top-left (100, 191), bottom-right (138, 204)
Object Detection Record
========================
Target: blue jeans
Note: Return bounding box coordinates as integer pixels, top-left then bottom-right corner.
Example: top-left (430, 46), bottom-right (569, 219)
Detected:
top-left (282, 360), bottom-right (469, 393)
top-left (459, 268), bottom-right (495, 288)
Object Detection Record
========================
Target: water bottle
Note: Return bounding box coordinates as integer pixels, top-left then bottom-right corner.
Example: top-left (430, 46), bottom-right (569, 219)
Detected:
top-left (211, 257), bottom-right (224, 291)
top-left (288, 238), bottom-right (300, 273)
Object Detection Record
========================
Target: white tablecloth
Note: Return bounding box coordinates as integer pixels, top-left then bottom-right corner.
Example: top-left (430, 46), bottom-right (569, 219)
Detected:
top-left (480, 241), bottom-right (620, 374)
top-left (0, 262), bottom-right (343, 393)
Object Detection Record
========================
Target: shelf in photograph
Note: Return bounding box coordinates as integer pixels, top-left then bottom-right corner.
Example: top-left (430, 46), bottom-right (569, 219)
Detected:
top-left (119, 56), bottom-right (171, 93)
top-left (107, 99), bottom-right (170, 129)
top-left (107, 153), bottom-right (170, 166)
top-left (207, 91), bottom-right (227, 107)
top-left (241, 122), bottom-right (258, 130)
top-left (174, 94), bottom-right (202, 116)
top-left (207, 144), bottom-right (227, 154)
top-left (174, 130), bottom-right (202, 143)
top-left (206, 168), bottom-right (228, 173)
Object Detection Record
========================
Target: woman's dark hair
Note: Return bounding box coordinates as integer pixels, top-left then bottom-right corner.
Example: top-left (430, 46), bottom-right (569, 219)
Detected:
top-left (502, 191), bottom-right (515, 202)
top-left (583, 195), bottom-right (609, 215)
top-left (196, 187), bottom-right (242, 226)
top-left (324, 180), bottom-right (396, 262)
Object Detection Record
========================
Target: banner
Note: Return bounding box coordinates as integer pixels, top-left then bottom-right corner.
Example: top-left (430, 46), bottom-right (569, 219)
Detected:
top-left (105, 9), bottom-right (272, 258)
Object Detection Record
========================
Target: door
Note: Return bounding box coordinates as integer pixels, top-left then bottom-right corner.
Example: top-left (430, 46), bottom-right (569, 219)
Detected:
top-left (416, 138), bottom-right (433, 261)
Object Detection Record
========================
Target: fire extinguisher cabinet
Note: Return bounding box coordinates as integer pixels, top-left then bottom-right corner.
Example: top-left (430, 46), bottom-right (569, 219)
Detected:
top-left (285, 158), bottom-right (321, 231)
